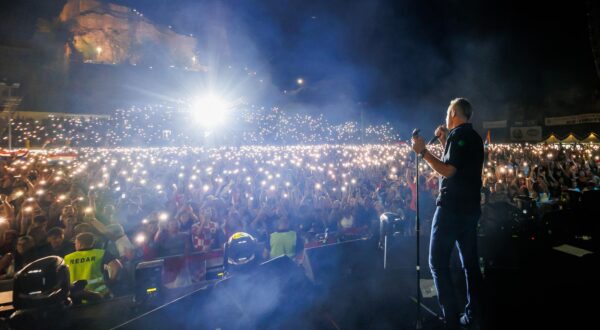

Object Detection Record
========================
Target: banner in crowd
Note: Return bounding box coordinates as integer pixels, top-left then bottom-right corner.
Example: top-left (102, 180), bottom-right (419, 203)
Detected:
top-left (510, 126), bottom-right (542, 142)
top-left (544, 113), bottom-right (600, 126)
top-left (482, 120), bottom-right (507, 129)
top-left (0, 148), bottom-right (29, 159)
top-left (162, 250), bottom-right (224, 288)
top-left (47, 151), bottom-right (78, 163)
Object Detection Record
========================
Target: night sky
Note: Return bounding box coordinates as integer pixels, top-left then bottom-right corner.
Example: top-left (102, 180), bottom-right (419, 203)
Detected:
top-left (1, 0), bottom-right (599, 127)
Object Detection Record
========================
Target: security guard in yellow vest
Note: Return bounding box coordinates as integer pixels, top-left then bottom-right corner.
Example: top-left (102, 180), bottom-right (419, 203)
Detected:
top-left (64, 232), bottom-right (122, 296)
top-left (264, 218), bottom-right (303, 260)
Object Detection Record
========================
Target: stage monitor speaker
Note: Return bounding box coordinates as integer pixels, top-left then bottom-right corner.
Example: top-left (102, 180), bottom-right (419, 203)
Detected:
top-left (302, 238), bottom-right (377, 285)
top-left (134, 259), bottom-right (164, 304)
top-left (381, 234), bottom-right (418, 271)
top-left (255, 254), bottom-right (297, 277)
top-left (12, 256), bottom-right (70, 310)
top-left (216, 255), bottom-right (306, 292)
top-left (209, 255), bottom-right (314, 329)
top-left (581, 190), bottom-right (600, 235)
top-left (113, 256), bottom-right (316, 330)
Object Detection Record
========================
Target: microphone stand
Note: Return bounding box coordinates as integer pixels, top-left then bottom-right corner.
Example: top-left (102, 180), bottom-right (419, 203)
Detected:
top-left (414, 144), bottom-right (423, 329)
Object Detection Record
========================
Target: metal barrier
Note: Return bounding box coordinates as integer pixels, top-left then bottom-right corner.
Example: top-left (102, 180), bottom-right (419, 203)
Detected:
top-left (147, 228), bottom-right (372, 288)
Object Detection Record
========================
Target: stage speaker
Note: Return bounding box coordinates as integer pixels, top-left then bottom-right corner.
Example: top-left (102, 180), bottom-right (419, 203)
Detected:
top-left (118, 255), bottom-right (316, 330)
top-left (381, 234), bottom-right (418, 271)
top-left (254, 254), bottom-right (297, 278)
top-left (208, 255), bottom-right (314, 329)
top-left (582, 189), bottom-right (600, 208)
top-left (541, 209), bottom-right (577, 244)
top-left (9, 256), bottom-right (71, 330)
top-left (12, 256), bottom-right (70, 310)
top-left (581, 190), bottom-right (600, 236)
top-left (216, 255), bottom-right (306, 291)
top-left (134, 259), bottom-right (164, 305)
top-left (302, 238), bottom-right (378, 285)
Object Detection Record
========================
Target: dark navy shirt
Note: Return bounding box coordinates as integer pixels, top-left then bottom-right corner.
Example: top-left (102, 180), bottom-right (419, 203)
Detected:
top-left (437, 123), bottom-right (484, 214)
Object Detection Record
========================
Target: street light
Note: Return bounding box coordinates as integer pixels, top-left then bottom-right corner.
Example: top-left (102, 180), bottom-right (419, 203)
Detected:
top-left (96, 46), bottom-right (102, 62)
top-left (296, 78), bottom-right (304, 85)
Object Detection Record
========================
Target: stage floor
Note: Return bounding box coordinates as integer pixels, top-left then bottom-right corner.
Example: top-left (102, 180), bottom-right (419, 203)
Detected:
top-left (113, 228), bottom-right (597, 330)
top-left (0, 225), bottom-right (595, 329)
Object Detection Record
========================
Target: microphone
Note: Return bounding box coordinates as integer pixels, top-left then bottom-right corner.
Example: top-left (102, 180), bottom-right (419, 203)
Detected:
top-left (412, 127), bottom-right (445, 145)
top-left (427, 125), bottom-right (448, 145)
top-left (427, 135), bottom-right (440, 145)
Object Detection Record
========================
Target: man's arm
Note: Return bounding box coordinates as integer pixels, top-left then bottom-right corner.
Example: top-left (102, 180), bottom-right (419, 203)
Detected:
top-left (412, 135), bottom-right (457, 178)
top-left (105, 259), bottom-right (122, 281)
top-left (422, 150), bottom-right (457, 178)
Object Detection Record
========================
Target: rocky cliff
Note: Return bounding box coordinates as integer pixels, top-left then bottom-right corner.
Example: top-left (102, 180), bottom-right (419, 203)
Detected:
top-left (59, 0), bottom-right (204, 70)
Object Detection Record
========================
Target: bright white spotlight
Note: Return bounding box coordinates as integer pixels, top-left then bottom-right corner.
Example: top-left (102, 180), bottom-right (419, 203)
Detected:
top-left (191, 94), bottom-right (231, 128)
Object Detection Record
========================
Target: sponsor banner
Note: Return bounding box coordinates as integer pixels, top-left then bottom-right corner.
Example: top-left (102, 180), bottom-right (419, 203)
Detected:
top-left (545, 113), bottom-right (600, 126)
top-left (514, 120), bottom-right (538, 127)
top-left (510, 126), bottom-right (542, 142)
top-left (482, 120), bottom-right (507, 129)
top-left (577, 113), bottom-right (600, 125)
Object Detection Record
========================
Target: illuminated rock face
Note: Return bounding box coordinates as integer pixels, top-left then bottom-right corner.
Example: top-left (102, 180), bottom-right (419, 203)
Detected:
top-left (59, 0), bottom-right (203, 70)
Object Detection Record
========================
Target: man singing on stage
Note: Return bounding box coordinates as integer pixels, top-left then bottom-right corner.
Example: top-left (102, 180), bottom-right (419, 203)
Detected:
top-left (411, 98), bottom-right (484, 329)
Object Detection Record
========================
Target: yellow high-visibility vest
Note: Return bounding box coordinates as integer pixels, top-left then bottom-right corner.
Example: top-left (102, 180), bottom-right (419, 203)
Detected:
top-left (269, 231), bottom-right (297, 259)
top-left (64, 249), bottom-right (108, 294)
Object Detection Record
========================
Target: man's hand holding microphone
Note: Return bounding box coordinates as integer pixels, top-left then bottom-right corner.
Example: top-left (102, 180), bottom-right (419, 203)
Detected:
top-left (434, 125), bottom-right (448, 146)
top-left (411, 125), bottom-right (448, 157)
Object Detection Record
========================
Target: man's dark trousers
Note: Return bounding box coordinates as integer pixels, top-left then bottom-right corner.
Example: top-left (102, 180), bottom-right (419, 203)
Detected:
top-left (429, 206), bottom-right (483, 326)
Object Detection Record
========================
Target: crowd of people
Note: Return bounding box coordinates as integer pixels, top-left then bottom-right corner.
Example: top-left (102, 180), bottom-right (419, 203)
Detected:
top-left (482, 143), bottom-right (600, 203)
top-left (2, 105), bottom-right (401, 148)
top-left (0, 113), bottom-right (598, 297)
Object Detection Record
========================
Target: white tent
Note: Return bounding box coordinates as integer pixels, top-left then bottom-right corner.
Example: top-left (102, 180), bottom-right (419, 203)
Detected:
top-left (544, 134), bottom-right (561, 144)
top-left (581, 132), bottom-right (599, 144)
top-left (561, 133), bottom-right (580, 144)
